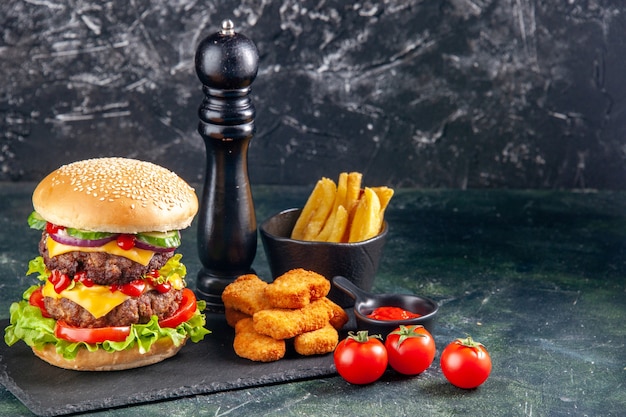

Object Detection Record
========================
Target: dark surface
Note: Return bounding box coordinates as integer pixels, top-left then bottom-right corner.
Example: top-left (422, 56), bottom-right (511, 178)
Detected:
top-left (0, 184), bottom-right (625, 416)
top-left (0, 315), bottom-right (337, 417)
top-left (1, 1), bottom-right (626, 190)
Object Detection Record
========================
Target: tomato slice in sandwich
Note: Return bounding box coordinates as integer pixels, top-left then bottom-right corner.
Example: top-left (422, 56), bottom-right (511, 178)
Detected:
top-left (53, 288), bottom-right (197, 344)
top-left (55, 321), bottom-right (131, 344)
top-left (28, 286), bottom-right (51, 318)
top-left (158, 288), bottom-right (197, 328)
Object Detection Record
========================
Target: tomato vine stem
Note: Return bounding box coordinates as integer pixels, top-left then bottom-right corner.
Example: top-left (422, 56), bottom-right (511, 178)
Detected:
top-left (388, 325), bottom-right (427, 348)
top-left (456, 335), bottom-right (485, 349)
top-left (347, 330), bottom-right (382, 343)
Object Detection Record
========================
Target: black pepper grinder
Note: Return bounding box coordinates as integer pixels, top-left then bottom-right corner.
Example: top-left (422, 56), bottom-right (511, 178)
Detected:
top-left (194, 19), bottom-right (259, 311)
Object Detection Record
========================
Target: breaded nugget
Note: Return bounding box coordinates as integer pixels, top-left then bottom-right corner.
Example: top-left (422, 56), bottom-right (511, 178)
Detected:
top-left (320, 297), bottom-right (349, 330)
top-left (233, 318), bottom-right (286, 362)
top-left (253, 298), bottom-right (334, 340)
top-left (224, 307), bottom-right (250, 328)
top-left (294, 323), bottom-right (339, 356)
top-left (265, 268), bottom-right (331, 309)
top-left (222, 274), bottom-right (272, 316)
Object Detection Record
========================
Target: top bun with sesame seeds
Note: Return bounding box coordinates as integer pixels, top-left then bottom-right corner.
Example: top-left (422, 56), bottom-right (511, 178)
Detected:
top-left (32, 157), bottom-right (198, 234)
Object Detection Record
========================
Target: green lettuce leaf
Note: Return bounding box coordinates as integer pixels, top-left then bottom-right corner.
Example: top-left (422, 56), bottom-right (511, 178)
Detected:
top-left (158, 253), bottom-right (187, 286)
top-left (9, 252), bottom-right (211, 360)
top-left (4, 289), bottom-right (210, 360)
top-left (26, 257), bottom-right (48, 281)
top-left (27, 211), bottom-right (46, 230)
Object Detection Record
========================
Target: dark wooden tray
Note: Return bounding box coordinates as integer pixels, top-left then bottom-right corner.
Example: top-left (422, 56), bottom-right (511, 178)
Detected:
top-left (0, 314), bottom-right (339, 416)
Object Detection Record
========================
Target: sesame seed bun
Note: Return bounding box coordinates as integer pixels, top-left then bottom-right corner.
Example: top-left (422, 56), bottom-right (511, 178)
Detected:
top-left (32, 158), bottom-right (198, 233)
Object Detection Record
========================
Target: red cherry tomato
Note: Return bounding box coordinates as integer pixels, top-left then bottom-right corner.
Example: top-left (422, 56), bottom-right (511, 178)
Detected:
top-left (55, 320), bottom-right (131, 344)
top-left (440, 336), bottom-right (492, 389)
top-left (385, 325), bottom-right (436, 375)
top-left (333, 331), bottom-right (388, 385)
top-left (116, 234), bottom-right (136, 250)
top-left (28, 286), bottom-right (51, 318)
top-left (158, 288), bottom-right (197, 328)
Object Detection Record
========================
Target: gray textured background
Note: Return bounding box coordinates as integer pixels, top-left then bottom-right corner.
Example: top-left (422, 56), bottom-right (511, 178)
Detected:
top-left (1, 0), bottom-right (625, 189)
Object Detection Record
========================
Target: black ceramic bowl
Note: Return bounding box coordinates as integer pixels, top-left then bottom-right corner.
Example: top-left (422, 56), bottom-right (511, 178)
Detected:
top-left (259, 208), bottom-right (388, 307)
top-left (333, 275), bottom-right (438, 337)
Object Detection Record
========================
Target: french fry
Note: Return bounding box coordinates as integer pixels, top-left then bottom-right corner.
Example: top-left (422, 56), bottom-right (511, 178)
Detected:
top-left (341, 172), bottom-right (363, 242)
top-left (291, 177), bottom-right (336, 240)
top-left (371, 186), bottom-right (394, 213)
top-left (348, 187), bottom-right (382, 242)
top-left (326, 205), bottom-right (348, 242)
top-left (301, 178), bottom-right (336, 240)
top-left (344, 172), bottom-right (363, 215)
top-left (371, 186), bottom-right (394, 232)
top-left (314, 210), bottom-right (334, 242)
top-left (315, 173), bottom-right (348, 241)
top-left (292, 172), bottom-right (393, 243)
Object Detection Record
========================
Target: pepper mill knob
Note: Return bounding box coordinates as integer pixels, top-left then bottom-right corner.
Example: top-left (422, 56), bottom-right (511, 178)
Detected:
top-left (194, 20), bottom-right (259, 311)
top-left (196, 19), bottom-right (258, 91)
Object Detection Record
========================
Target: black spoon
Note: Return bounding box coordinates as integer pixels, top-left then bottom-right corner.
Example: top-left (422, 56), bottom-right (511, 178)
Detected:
top-left (332, 275), bottom-right (439, 335)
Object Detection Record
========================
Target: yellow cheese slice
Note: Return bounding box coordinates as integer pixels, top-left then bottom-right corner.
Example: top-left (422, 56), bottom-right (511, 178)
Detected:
top-left (42, 280), bottom-right (131, 319)
top-left (46, 238), bottom-right (155, 266)
top-left (169, 273), bottom-right (185, 290)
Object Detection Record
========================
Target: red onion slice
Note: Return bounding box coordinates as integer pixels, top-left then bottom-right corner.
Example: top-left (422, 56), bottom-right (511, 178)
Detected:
top-left (49, 231), bottom-right (117, 248)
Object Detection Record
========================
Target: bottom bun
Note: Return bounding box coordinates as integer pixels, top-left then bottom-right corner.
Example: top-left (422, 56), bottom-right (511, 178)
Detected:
top-left (32, 337), bottom-right (187, 371)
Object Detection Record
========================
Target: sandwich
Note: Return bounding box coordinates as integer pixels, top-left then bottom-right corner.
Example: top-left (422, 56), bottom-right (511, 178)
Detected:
top-left (4, 157), bottom-right (210, 371)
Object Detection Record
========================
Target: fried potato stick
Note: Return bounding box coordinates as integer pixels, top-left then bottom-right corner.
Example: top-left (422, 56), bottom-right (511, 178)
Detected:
top-left (233, 318), bottom-right (286, 362)
top-left (265, 268), bottom-right (331, 309)
top-left (294, 323), bottom-right (339, 356)
top-left (371, 186), bottom-right (394, 232)
top-left (315, 172), bottom-right (349, 242)
top-left (221, 274), bottom-right (272, 316)
top-left (291, 177), bottom-right (336, 240)
top-left (329, 206), bottom-right (349, 242)
top-left (348, 187), bottom-right (382, 242)
top-left (344, 172), bottom-right (363, 215)
top-left (371, 186), bottom-right (394, 213)
top-left (341, 172), bottom-right (363, 242)
top-left (253, 299), bottom-right (333, 340)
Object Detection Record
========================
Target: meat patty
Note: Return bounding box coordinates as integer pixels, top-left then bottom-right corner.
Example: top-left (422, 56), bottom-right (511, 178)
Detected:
top-left (44, 288), bottom-right (183, 328)
top-left (39, 232), bottom-right (174, 286)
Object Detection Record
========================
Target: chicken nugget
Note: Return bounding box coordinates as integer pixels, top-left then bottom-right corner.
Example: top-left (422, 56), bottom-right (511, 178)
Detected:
top-left (222, 274), bottom-right (272, 315)
top-left (294, 323), bottom-right (339, 356)
top-left (253, 298), bottom-right (333, 340)
top-left (233, 318), bottom-right (286, 362)
top-left (319, 297), bottom-right (349, 330)
top-left (265, 268), bottom-right (331, 309)
top-left (224, 307), bottom-right (250, 328)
